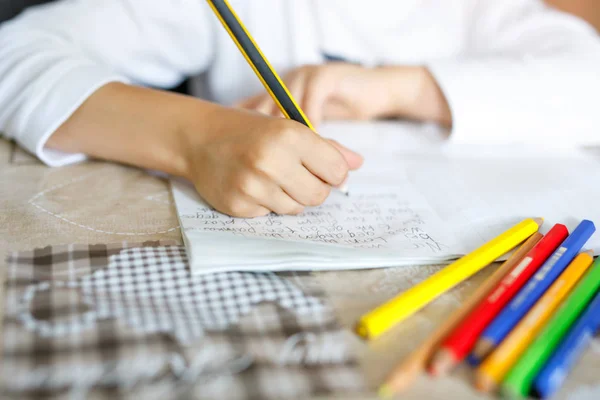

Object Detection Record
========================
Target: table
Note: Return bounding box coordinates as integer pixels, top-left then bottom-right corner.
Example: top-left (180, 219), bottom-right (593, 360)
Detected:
top-left (1, 133), bottom-right (599, 400)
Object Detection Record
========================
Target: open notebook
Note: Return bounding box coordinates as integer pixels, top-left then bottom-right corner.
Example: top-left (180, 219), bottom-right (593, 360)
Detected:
top-left (172, 122), bottom-right (600, 274)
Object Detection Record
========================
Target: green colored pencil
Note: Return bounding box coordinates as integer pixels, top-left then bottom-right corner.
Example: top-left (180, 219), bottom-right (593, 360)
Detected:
top-left (501, 256), bottom-right (600, 398)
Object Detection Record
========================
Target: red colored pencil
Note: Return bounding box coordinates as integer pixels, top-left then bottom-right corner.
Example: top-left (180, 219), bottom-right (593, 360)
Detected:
top-left (429, 224), bottom-right (569, 376)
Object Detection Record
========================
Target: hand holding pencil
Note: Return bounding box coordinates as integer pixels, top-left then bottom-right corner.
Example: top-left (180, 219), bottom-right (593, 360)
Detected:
top-left (206, 0), bottom-right (356, 195)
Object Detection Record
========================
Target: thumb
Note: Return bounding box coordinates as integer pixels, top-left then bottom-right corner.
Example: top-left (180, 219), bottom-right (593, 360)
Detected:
top-left (328, 139), bottom-right (364, 170)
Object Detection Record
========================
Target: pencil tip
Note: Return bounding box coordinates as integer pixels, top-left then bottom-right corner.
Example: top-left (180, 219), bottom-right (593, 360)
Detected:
top-left (475, 371), bottom-right (497, 393)
top-left (337, 180), bottom-right (349, 196)
top-left (500, 385), bottom-right (525, 400)
top-left (354, 323), bottom-right (369, 339)
top-left (378, 384), bottom-right (394, 398)
top-left (533, 217), bottom-right (544, 226)
top-left (472, 339), bottom-right (494, 363)
top-left (429, 349), bottom-right (456, 377)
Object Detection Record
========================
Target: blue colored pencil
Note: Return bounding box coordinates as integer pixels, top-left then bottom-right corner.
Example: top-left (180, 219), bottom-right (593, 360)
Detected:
top-left (470, 220), bottom-right (596, 364)
top-left (533, 290), bottom-right (600, 399)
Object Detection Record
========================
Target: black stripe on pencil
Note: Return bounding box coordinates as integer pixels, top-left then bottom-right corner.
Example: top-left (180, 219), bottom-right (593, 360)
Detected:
top-left (207, 0), bottom-right (312, 128)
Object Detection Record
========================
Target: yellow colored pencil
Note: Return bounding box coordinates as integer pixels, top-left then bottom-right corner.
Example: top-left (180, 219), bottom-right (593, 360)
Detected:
top-left (378, 233), bottom-right (542, 397)
top-left (475, 251), bottom-right (594, 393)
top-left (355, 218), bottom-right (543, 340)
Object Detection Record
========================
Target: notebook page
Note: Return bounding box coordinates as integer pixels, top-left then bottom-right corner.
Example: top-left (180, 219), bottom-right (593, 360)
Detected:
top-left (318, 121), bottom-right (600, 252)
top-left (171, 178), bottom-right (460, 259)
top-left (172, 121), bottom-right (600, 272)
top-left (386, 145), bottom-right (600, 253)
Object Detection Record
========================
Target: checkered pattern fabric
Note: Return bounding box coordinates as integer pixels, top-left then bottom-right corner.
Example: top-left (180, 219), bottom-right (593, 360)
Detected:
top-left (2, 241), bottom-right (364, 400)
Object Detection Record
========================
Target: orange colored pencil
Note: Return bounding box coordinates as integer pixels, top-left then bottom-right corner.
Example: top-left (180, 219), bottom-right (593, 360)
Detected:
top-left (377, 233), bottom-right (542, 397)
top-left (475, 251), bottom-right (594, 393)
top-left (431, 224), bottom-right (567, 375)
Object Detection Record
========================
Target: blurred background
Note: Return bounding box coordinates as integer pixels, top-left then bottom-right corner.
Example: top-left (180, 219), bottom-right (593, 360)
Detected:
top-left (547, 0), bottom-right (600, 31)
top-left (2, 0), bottom-right (596, 98)
top-left (1, 0), bottom-right (598, 34)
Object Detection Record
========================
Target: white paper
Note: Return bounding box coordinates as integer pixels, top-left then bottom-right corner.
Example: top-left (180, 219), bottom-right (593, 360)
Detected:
top-left (172, 178), bottom-right (462, 273)
top-left (172, 121), bottom-right (600, 273)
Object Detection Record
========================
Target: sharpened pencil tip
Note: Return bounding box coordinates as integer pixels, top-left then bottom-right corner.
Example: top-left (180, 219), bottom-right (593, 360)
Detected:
top-left (500, 385), bottom-right (525, 400)
top-left (337, 179), bottom-right (350, 196)
top-left (354, 323), bottom-right (369, 339)
top-left (429, 349), bottom-right (456, 377)
top-left (475, 372), bottom-right (498, 393)
top-left (472, 339), bottom-right (494, 363)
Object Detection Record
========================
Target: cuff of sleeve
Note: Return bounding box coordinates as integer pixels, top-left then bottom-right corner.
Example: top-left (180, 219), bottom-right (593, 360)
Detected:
top-left (20, 65), bottom-right (129, 167)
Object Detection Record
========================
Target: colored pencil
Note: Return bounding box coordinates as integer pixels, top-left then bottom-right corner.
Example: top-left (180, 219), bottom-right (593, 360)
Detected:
top-left (430, 225), bottom-right (567, 376)
top-left (533, 290), bottom-right (600, 399)
top-left (355, 218), bottom-right (542, 340)
top-left (471, 220), bottom-right (595, 363)
top-left (377, 232), bottom-right (542, 397)
top-left (205, 0), bottom-right (349, 193)
top-left (475, 251), bottom-right (593, 393)
top-left (501, 257), bottom-right (600, 398)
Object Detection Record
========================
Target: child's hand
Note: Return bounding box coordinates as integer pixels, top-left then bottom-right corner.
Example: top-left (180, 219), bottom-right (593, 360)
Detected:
top-left (47, 83), bottom-right (363, 218)
top-left (184, 108), bottom-right (363, 217)
top-left (237, 64), bottom-right (452, 127)
top-left (237, 63), bottom-right (388, 126)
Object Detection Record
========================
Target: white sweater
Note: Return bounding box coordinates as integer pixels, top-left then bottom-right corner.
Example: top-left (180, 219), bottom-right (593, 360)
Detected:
top-left (1, 0), bottom-right (599, 166)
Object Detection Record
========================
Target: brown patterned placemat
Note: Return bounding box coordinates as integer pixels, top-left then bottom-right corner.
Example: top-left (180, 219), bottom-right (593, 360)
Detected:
top-left (2, 241), bottom-right (365, 399)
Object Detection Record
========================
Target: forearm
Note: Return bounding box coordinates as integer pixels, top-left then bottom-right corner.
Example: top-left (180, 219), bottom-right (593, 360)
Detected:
top-left (47, 82), bottom-right (222, 178)
top-left (371, 66), bottom-right (452, 126)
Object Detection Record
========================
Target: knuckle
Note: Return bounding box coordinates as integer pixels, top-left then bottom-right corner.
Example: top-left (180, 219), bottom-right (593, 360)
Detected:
top-left (222, 198), bottom-right (251, 217)
top-left (330, 159), bottom-right (349, 185)
top-left (308, 185), bottom-right (331, 206)
top-left (311, 69), bottom-right (328, 83)
top-left (232, 172), bottom-right (256, 196)
top-left (245, 144), bottom-right (273, 172)
top-left (276, 124), bottom-right (301, 145)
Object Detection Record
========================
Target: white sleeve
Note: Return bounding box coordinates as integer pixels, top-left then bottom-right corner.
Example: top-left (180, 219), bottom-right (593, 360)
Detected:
top-left (0, 0), bottom-right (216, 166)
top-left (428, 0), bottom-right (600, 146)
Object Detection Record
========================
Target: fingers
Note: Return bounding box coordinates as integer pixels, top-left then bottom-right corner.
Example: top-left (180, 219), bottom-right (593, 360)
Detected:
top-left (246, 174), bottom-right (304, 215)
top-left (216, 194), bottom-right (272, 218)
top-left (236, 93), bottom-right (280, 117)
top-left (278, 166), bottom-right (332, 207)
top-left (328, 139), bottom-right (364, 170)
top-left (236, 95), bottom-right (262, 110)
top-left (298, 135), bottom-right (350, 187)
top-left (302, 71), bottom-right (331, 126)
top-left (236, 68), bottom-right (319, 122)
top-left (256, 71), bottom-right (307, 118)
top-left (230, 170), bottom-right (305, 216)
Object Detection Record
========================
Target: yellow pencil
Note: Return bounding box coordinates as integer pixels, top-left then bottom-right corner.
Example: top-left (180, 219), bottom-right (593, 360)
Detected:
top-left (205, 0), bottom-right (350, 193)
top-left (378, 233), bottom-right (543, 397)
top-left (206, 0), bottom-right (314, 129)
top-left (475, 251), bottom-right (594, 393)
top-left (355, 218), bottom-right (543, 340)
